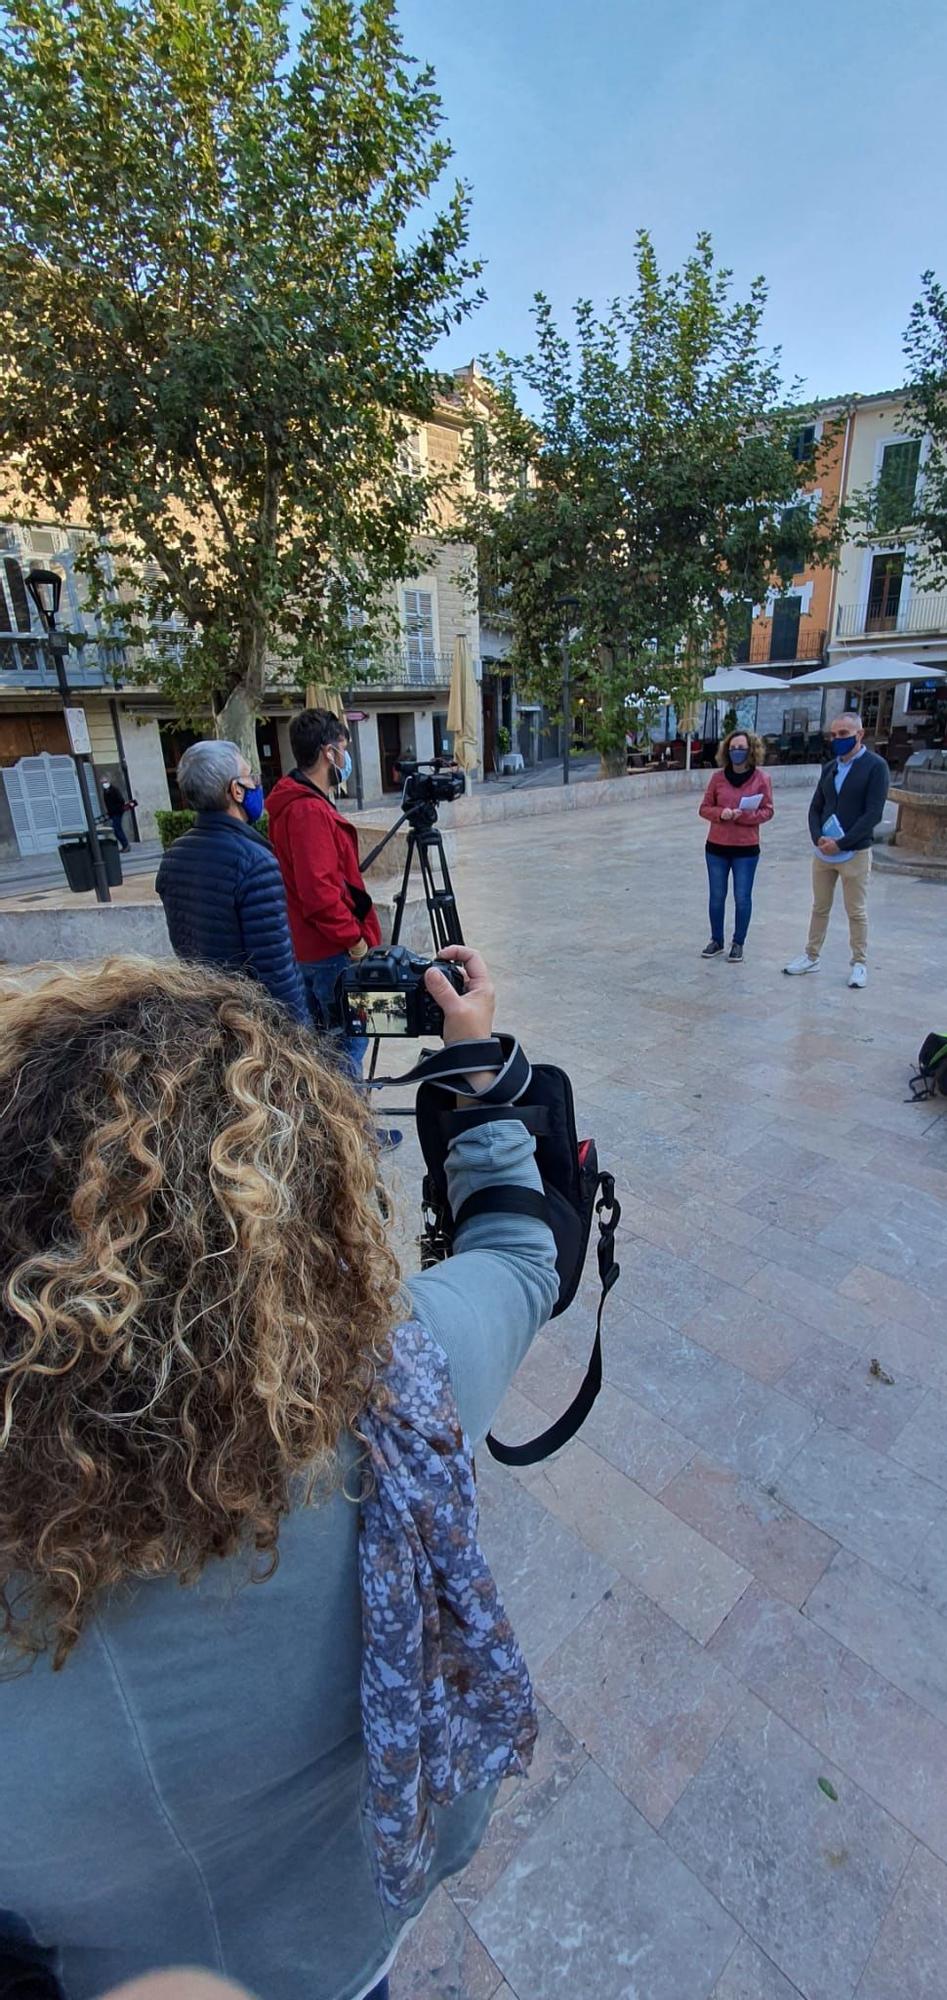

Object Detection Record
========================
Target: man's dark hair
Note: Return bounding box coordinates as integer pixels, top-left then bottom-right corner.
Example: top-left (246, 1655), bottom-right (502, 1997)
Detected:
top-left (289, 708), bottom-right (350, 770)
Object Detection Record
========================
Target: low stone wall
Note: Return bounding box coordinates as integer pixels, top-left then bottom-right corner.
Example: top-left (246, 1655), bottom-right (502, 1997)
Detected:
top-left (353, 763), bottom-right (824, 836)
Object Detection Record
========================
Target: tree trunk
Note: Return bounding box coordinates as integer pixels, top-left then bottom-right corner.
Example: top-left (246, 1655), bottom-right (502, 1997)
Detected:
top-left (599, 748), bottom-right (626, 779)
top-left (217, 681), bottom-right (259, 769)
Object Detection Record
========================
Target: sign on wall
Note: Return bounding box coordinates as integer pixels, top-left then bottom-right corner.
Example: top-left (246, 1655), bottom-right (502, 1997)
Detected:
top-left (64, 706), bottom-right (92, 757)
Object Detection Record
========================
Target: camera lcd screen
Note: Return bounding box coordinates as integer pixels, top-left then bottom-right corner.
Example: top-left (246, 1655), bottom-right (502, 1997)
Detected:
top-left (346, 989), bottom-right (411, 1037)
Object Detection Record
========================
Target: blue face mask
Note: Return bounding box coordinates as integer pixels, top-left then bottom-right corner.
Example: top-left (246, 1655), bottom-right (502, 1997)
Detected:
top-left (240, 782), bottom-right (265, 823)
top-left (833, 736), bottom-right (858, 759)
top-left (332, 748), bottom-right (353, 785)
top-left (729, 746), bottom-right (748, 765)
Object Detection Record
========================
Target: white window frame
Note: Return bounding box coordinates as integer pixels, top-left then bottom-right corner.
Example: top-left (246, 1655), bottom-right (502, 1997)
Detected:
top-left (764, 581), bottom-right (814, 618)
top-left (857, 543), bottom-right (916, 635)
top-left (402, 586), bottom-right (439, 669)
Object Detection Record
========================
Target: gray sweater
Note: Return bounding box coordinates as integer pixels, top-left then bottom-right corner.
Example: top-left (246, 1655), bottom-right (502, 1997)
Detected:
top-left (0, 1121), bottom-right (558, 2000)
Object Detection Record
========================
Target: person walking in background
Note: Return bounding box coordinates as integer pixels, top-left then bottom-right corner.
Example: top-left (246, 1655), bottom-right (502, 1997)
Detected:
top-left (698, 727), bottom-right (774, 962)
top-left (267, 708), bottom-right (381, 1075)
top-left (156, 740), bottom-right (310, 1024)
top-left (783, 711), bottom-right (890, 989)
top-left (102, 778), bottom-right (134, 852)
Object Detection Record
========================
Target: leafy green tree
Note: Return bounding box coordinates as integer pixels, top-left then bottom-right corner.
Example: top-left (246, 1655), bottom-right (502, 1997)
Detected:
top-left (467, 233), bottom-right (837, 738)
top-left (0, 0), bottom-right (480, 757)
top-left (854, 270), bottom-right (947, 586)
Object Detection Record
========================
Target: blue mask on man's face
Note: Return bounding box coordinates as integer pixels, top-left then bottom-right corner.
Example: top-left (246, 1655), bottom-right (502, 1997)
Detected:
top-left (240, 782), bottom-right (265, 823)
top-left (331, 747), bottom-right (353, 785)
top-left (833, 736), bottom-right (859, 760)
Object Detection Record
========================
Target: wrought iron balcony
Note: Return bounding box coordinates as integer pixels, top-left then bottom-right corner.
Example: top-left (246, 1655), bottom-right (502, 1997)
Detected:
top-left (835, 595), bottom-right (947, 641)
top-left (0, 629), bottom-right (125, 687)
top-left (731, 622), bottom-right (826, 668)
top-left (348, 647), bottom-right (455, 691)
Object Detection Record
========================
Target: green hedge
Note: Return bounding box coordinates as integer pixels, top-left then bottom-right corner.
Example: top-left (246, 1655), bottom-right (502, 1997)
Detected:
top-left (155, 809), bottom-right (196, 848)
top-left (155, 807), bottom-right (270, 848)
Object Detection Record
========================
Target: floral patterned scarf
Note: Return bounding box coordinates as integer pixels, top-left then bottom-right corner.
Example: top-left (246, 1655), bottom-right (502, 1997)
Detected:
top-left (357, 1319), bottom-right (537, 1909)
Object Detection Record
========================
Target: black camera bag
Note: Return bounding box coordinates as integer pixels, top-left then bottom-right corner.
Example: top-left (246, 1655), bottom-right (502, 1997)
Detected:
top-left (909, 1032), bottom-right (947, 1101)
top-left (405, 1036), bottom-right (621, 1465)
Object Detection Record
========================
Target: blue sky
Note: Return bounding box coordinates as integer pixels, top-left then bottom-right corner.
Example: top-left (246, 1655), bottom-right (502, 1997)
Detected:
top-left (393, 0), bottom-right (946, 400)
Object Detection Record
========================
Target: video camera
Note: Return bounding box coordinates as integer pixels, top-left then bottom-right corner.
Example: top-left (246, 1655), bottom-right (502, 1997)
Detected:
top-left (396, 757), bottom-right (465, 813)
top-left (338, 944), bottom-right (465, 1039)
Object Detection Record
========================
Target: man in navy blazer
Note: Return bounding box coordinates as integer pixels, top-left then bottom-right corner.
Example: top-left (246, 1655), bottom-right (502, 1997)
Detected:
top-left (156, 740), bottom-right (310, 1024)
top-left (784, 711), bottom-right (889, 989)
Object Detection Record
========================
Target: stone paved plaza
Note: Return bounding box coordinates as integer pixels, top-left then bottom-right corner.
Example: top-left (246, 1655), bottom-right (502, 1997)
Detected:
top-left (380, 786), bottom-right (947, 2000)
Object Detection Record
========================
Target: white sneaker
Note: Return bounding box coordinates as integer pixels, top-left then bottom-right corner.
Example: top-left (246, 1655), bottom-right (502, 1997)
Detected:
top-left (848, 964), bottom-right (867, 988)
top-left (784, 954), bottom-right (820, 975)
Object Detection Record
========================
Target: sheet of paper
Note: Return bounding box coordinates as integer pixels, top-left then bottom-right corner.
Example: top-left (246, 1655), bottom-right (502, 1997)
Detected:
top-left (738, 792), bottom-right (763, 811)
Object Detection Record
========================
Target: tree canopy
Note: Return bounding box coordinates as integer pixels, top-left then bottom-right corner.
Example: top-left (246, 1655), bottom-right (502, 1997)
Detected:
top-left (0, 0), bottom-right (480, 755)
top-left (856, 270), bottom-right (947, 588)
top-left (467, 233), bottom-right (838, 749)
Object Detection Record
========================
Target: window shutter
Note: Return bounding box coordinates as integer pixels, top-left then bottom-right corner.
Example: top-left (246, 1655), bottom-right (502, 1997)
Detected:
top-left (877, 441), bottom-right (920, 531)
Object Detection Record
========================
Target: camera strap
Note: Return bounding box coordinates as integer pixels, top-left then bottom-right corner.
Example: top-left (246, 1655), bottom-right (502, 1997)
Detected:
top-left (412, 1042), bottom-right (622, 1466)
top-left (370, 1034), bottom-right (531, 1101)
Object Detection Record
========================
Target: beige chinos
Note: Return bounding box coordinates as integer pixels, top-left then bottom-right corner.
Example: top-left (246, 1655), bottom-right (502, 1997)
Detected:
top-left (806, 849), bottom-right (871, 965)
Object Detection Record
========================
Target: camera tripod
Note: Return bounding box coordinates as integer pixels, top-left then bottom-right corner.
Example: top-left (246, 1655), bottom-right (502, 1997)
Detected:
top-left (359, 797), bottom-right (465, 1102)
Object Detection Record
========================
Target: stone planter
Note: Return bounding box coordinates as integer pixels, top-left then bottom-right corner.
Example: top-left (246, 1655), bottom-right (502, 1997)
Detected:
top-left (890, 784), bottom-right (947, 860)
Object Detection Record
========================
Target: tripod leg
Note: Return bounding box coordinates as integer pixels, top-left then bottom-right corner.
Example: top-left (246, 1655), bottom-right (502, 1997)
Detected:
top-left (416, 830), bottom-right (464, 950)
top-left (367, 832), bottom-right (416, 1087)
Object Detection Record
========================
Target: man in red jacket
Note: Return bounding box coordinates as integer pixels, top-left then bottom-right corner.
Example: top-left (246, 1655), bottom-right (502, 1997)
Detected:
top-left (267, 709), bottom-right (381, 1078)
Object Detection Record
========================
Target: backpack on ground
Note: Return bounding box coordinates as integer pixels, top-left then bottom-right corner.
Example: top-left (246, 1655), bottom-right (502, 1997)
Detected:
top-left (908, 1033), bottom-right (947, 1101)
top-left (408, 1035), bottom-right (621, 1466)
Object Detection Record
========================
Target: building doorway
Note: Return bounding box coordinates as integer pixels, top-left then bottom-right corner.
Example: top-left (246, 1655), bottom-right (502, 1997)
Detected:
top-left (378, 712), bottom-right (404, 791)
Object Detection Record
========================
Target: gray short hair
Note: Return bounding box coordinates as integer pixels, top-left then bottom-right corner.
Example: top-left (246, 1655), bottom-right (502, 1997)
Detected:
top-left (832, 710), bottom-right (863, 731)
top-left (177, 739), bottom-right (244, 810)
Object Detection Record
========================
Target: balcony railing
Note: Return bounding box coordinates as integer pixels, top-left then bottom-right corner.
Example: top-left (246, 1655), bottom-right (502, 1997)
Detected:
top-left (835, 595), bottom-right (947, 641)
top-left (349, 648), bottom-right (455, 690)
top-left (0, 630), bottom-right (125, 687)
top-left (732, 623), bottom-right (826, 667)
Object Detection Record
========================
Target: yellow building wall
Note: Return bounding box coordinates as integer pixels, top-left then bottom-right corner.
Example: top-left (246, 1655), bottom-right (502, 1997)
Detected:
top-left (834, 395), bottom-right (908, 621)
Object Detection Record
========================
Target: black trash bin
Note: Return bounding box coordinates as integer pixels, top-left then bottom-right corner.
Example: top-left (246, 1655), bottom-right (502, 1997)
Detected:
top-left (57, 831), bottom-right (123, 892)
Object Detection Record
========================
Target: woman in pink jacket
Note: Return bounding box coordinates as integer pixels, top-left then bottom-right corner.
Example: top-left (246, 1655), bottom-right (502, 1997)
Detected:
top-left (698, 728), bottom-right (774, 962)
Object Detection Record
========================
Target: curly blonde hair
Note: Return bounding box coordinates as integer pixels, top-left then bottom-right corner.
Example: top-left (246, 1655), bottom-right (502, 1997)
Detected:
top-left (716, 727), bottom-right (766, 769)
top-left (0, 957), bottom-right (402, 1669)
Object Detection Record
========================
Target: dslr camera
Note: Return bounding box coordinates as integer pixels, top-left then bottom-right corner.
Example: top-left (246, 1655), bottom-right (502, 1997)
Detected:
top-left (338, 944), bottom-right (465, 1039)
top-left (397, 757), bottom-right (465, 811)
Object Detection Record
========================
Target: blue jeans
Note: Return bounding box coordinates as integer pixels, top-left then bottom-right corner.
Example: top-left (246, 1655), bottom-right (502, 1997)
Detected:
top-left (706, 848), bottom-right (760, 947)
top-left (300, 955), bottom-right (367, 1081)
top-left (109, 812), bottom-right (130, 851)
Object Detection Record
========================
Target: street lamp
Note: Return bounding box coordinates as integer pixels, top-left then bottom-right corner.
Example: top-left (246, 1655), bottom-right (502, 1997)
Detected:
top-left (26, 566), bottom-right (111, 903)
top-left (554, 596), bottom-right (580, 787)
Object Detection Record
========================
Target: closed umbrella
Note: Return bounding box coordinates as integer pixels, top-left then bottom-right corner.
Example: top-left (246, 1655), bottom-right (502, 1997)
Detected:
top-left (447, 634), bottom-right (479, 784)
top-left (305, 682), bottom-right (345, 718)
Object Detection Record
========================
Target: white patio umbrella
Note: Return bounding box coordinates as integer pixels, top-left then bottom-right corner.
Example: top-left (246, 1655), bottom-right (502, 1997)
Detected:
top-left (789, 655), bottom-right (947, 690)
top-left (701, 668), bottom-right (792, 696)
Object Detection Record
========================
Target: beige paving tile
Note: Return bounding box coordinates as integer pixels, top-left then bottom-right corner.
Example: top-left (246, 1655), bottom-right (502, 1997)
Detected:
top-left (392, 1886), bottom-right (504, 2000)
top-left (517, 1437), bottom-right (750, 1643)
top-left (537, 1578), bottom-right (743, 1825)
top-left (839, 1261), bottom-right (944, 1337)
top-left (710, 1583), bottom-right (947, 1863)
top-left (662, 1454), bottom-right (838, 1605)
top-left (775, 1425), bottom-right (945, 1577)
top-left (664, 1693), bottom-right (913, 2000)
top-left (472, 1761), bottom-right (739, 2000)
top-left (808, 1548), bottom-right (947, 1727)
top-left (856, 1846), bottom-right (947, 2000)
